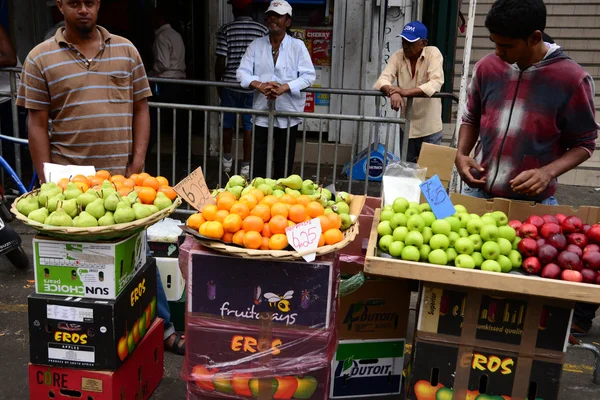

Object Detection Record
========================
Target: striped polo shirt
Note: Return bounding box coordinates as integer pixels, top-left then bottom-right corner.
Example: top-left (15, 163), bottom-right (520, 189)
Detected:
top-left (17, 26), bottom-right (152, 174)
top-left (216, 16), bottom-right (268, 90)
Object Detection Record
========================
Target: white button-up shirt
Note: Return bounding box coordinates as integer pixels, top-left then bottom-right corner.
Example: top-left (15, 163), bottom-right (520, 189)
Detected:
top-left (237, 34), bottom-right (316, 128)
top-left (153, 24), bottom-right (186, 79)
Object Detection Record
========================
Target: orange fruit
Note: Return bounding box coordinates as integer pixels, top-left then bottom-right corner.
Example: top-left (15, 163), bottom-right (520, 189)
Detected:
top-left (217, 195), bottom-right (236, 212)
top-left (318, 233), bottom-right (325, 247)
top-left (138, 187), bottom-right (157, 204)
top-left (156, 176), bottom-right (169, 187)
top-left (110, 174), bottom-right (126, 183)
top-left (86, 175), bottom-right (95, 181)
top-left (57, 178), bottom-right (70, 190)
top-left (288, 204), bottom-right (307, 223)
top-left (215, 209), bottom-right (230, 223)
top-left (260, 237), bottom-right (270, 250)
top-left (270, 202), bottom-right (289, 219)
top-left (269, 234), bottom-right (288, 250)
top-left (123, 178), bottom-right (135, 188)
top-left (230, 202), bottom-right (250, 220)
top-left (261, 223), bottom-right (272, 238)
top-left (232, 230), bottom-right (246, 246)
top-left (248, 188), bottom-right (265, 202)
top-left (324, 228), bottom-right (344, 245)
top-left (217, 191), bottom-right (236, 202)
top-left (114, 182), bottom-right (124, 190)
top-left (141, 176), bottom-right (159, 191)
top-left (223, 213), bottom-right (243, 233)
top-left (288, 220), bottom-right (295, 227)
top-left (187, 213), bottom-right (205, 231)
top-left (306, 201), bottom-right (325, 218)
top-left (205, 221), bottom-right (224, 239)
top-left (243, 231), bottom-right (262, 249)
top-left (95, 170), bottom-right (111, 180)
top-left (269, 215), bottom-right (289, 235)
top-left (72, 174), bottom-right (90, 186)
top-left (261, 195), bottom-right (278, 207)
top-left (279, 194), bottom-right (296, 205)
top-left (242, 215), bottom-right (264, 233)
top-left (222, 232), bottom-right (234, 243)
top-left (129, 173), bottom-right (139, 183)
top-left (158, 186), bottom-right (177, 201)
top-left (239, 194), bottom-right (258, 210)
top-left (134, 186), bottom-right (143, 193)
top-left (328, 213), bottom-right (342, 230)
top-left (73, 181), bottom-right (89, 192)
top-left (88, 177), bottom-right (105, 189)
top-left (118, 187), bottom-right (133, 197)
top-left (202, 204), bottom-right (219, 221)
top-left (296, 195), bottom-right (311, 207)
top-left (135, 172), bottom-right (151, 187)
top-left (318, 215), bottom-right (332, 232)
top-left (199, 221), bottom-right (210, 236)
top-left (251, 203), bottom-right (271, 223)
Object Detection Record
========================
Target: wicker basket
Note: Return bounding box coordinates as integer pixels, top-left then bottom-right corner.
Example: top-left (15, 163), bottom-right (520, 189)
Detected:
top-left (181, 221), bottom-right (359, 261)
top-left (11, 191), bottom-right (182, 242)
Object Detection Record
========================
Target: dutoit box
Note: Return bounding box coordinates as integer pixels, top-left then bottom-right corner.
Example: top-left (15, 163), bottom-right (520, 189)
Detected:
top-left (33, 232), bottom-right (145, 300)
top-left (28, 259), bottom-right (157, 370)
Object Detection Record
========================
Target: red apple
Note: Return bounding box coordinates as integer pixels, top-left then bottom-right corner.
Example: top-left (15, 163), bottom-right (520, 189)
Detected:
top-left (526, 215), bottom-right (545, 230)
top-left (509, 220), bottom-right (523, 230)
top-left (562, 269), bottom-right (583, 282)
top-left (541, 263), bottom-right (562, 279)
top-left (584, 244), bottom-right (600, 254)
top-left (519, 223), bottom-right (539, 239)
top-left (547, 234), bottom-right (567, 251)
top-left (536, 238), bottom-right (547, 248)
top-left (582, 252), bottom-right (600, 271)
top-left (561, 216), bottom-right (583, 234)
top-left (566, 244), bottom-right (583, 258)
top-left (555, 213), bottom-right (567, 224)
top-left (538, 244), bottom-right (558, 265)
top-left (558, 251), bottom-right (581, 271)
top-left (588, 225), bottom-right (600, 245)
top-left (581, 269), bottom-right (597, 284)
top-left (542, 214), bottom-right (559, 225)
top-left (568, 233), bottom-right (588, 249)
top-left (540, 223), bottom-right (561, 239)
top-left (518, 238), bottom-right (538, 258)
top-left (583, 224), bottom-right (592, 235)
top-left (596, 274), bottom-right (600, 285)
top-left (522, 257), bottom-right (542, 275)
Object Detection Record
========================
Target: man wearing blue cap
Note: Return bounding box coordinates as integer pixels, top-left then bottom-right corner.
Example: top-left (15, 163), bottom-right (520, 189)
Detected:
top-left (374, 21), bottom-right (444, 163)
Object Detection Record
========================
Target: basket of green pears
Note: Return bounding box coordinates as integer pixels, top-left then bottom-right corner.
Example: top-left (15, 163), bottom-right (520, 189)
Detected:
top-left (11, 181), bottom-right (182, 241)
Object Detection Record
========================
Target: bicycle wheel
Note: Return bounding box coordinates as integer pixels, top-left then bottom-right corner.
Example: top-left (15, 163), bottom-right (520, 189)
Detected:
top-left (6, 246), bottom-right (29, 269)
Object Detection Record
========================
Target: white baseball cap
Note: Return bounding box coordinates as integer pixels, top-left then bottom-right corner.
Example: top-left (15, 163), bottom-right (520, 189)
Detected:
top-left (265, 1), bottom-right (293, 17)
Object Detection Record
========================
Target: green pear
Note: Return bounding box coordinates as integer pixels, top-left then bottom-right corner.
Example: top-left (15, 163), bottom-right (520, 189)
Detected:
top-left (241, 185), bottom-right (253, 196)
top-left (147, 205), bottom-right (159, 214)
top-left (227, 186), bottom-right (243, 199)
top-left (28, 207), bottom-right (49, 224)
top-left (101, 180), bottom-right (114, 189)
top-left (39, 187), bottom-right (63, 207)
top-left (257, 183), bottom-right (273, 196)
top-left (340, 213), bottom-right (352, 230)
top-left (127, 191), bottom-right (140, 204)
top-left (86, 198), bottom-right (106, 219)
top-left (98, 211), bottom-right (115, 226)
top-left (59, 199), bottom-right (78, 218)
top-left (114, 204), bottom-right (136, 224)
top-left (116, 201), bottom-right (130, 210)
top-left (17, 194), bottom-right (39, 216)
top-left (320, 188), bottom-right (332, 201)
top-left (252, 177), bottom-right (266, 188)
top-left (335, 191), bottom-right (352, 205)
top-left (40, 182), bottom-right (58, 191)
top-left (47, 209), bottom-right (73, 227)
top-left (300, 179), bottom-right (318, 195)
top-left (265, 178), bottom-right (277, 187)
top-left (153, 192), bottom-right (173, 211)
top-left (75, 211), bottom-right (98, 227)
top-left (77, 191), bottom-right (98, 208)
top-left (101, 188), bottom-right (116, 200)
top-left (277, 174), bottom-right (302, 190)
top-left (47, 194), bottom-right (66, 213)
top-left (273, 183), bottom-right (285, 191)
top-left (211, 188), bottom-right (223, 197)
top-left (133, 203), bottom-right (153, 220)
top-left (64, 182), bottom-right (83, 200)
top-left (72, 216), bottom-right (80, 226)
top-left (104, 193), bottom-right (121, 212)
top-left (285, 188), bottom-right (301, 197)
top-left (227, 175), bottom-right (246, 188)
top-left (273, 189), bottom-right (284, 197)
top-left (334, 202), bottom-right (350, 215)
top-left (324, 207), bottom-right (334, 215)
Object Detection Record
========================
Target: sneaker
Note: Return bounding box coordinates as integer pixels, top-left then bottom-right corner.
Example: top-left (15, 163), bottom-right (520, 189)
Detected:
top-left (222, 156), bottom-right (232, 173)
top-left (240, 164), bottom-right (250, 178)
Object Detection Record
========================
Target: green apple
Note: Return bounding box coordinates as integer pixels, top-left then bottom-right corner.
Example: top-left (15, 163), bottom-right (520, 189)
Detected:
top-left (392, 197), bottom-right (409, 213)
top-left (390, 213), bottom-right (408, 229)
top-left (431, 220), bottom-right (452, 236)
top-left (454, 204), bottom-right (468, 214)
top-left (512, 236), bottom-right (522, 250)
top-left (498, 225), bottom-right (517, 242)
top-left (458, 228), bottom-right (469, 237)
top-left (481, 241), bottom-right (501, 260)
top-left (445, 216), bottom-right (461, 232)
top-left (481, 215), bottom-right (497, 226)
top-left (421, 211), bottom-right (436, 227)
top-left (383, 204), bottom-right (393, 212)
top-left (456, 212), bottom-right (472, 228)
top-left (448, 232), bottom-right (460, 247)
top-left (497, 238), bottom-right (512, 256)
top-left (446, 248), bottom-right (458, 264)
top-left (377, 221), bottom-right (393, 236)
top-left (422, 227), bottom-right (433, 244)
top-left (393, 226), bottom-right (409, 242)
top-left (470, 213), bottom-right (480, 219)
top-left (408, 201), bottom-right (420, 210)
top-left (472, 252), bottom-right (484, 268)
top-left (420, 244), bottom-right (431, 262)
top-left (380, 209), bottom-right (395, 222)
top-left (508, 250), bottom-right (522, 269)
top-left (466, 218), bottom-right (484, 235)
top-left (406, 231), bottom-right (424, 247)
top-left (428, 249), bottom-right (448, 265)
top-left (481, 260), bottom-right (502, 273)
top-left (469, 234), bottom-right (483, 251)
top-left (491, 210), bottom-right (508, 226)
top-left (455, 254), bottom-right (476, 269)
top-left (407, 215), bottom-right (426, 232)
top-left (404, 208), bottom-right (420, 217)
top-left (455, 237), bottom-right (475, 255)
top-left (389, 241), bottom-right (405, 258)
top-left (401, 245), bottom-right (421, 262)
top-left (497, 255), bottom-right (512, 273)
top-left (378, 235), bottom-right (394, 252)
top-left (480, 225), bottom-right (499, 242)
top-left (419, 203), bottom-right (432, 212)
top-left (430, 234), bottom-right (450, 250)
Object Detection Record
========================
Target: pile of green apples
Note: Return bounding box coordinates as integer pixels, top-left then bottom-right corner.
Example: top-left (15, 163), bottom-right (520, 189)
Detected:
top-left (377, 197), bottom-right (522, 273)
top-left (16, 181), bottom-right (174, 228)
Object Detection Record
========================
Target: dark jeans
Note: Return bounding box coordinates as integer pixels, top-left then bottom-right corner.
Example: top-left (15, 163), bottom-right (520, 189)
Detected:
top-left (573, 303), bottom-right (598, 331)
top-left (407, 131), bottom-right (443, 163)
top-left (253, 125), bottom-right (298, 179)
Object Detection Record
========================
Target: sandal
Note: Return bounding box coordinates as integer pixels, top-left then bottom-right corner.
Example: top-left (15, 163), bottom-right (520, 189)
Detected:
top-left (165, 332), bottom-right (185, 355)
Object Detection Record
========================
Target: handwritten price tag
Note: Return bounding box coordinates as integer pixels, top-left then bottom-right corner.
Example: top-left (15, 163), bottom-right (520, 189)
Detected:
top-left (285, 218), bottom-right (322, 262)
top-left (173, 167), bottom-right (216, 212)
top-left (419, 174), bottom-right (455, 219)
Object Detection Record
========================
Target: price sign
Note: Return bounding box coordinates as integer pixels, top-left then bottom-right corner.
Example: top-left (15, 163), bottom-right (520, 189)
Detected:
top-left (285, 218), bottom-right (322, 262)
top-left (419, 174), bottom-right (455, 219)
top-left (174, 167), bottom-right (215, 212)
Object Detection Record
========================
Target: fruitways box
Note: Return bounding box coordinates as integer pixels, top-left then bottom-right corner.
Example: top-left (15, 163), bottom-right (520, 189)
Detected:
top-left (28, 259), bottom-right (157, 370)
top-left (33, 232), bottom-right (146, 300)
top-left (187, 248), bottom-right (339, 330)
top-left (330, 339), bottom-right (405, 398)
top-left (29, 318), bottom-right (164, 400)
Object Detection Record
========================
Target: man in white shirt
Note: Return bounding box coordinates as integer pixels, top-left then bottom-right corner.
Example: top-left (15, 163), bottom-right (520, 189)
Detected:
top-left (237, 0), bottom-right (315, 178)
top-left (152, 8), bottom-right (186, 79)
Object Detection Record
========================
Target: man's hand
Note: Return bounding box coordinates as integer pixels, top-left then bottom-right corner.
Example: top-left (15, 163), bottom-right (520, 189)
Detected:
top-left (126, 159), bottom-right (145, 177)
top-left (455, 154), bottom-right (486, 188)
top-left (389, 93), bottom-right (405, 111)
top-left (387, 86), bottom-right (406, 97)
top-left (266, 83), bottom-right (289, 99)
top-left (510, 168), bottom-right (553, 197)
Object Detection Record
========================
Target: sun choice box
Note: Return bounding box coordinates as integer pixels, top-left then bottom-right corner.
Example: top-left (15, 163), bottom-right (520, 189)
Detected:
top-left (28, 318), bottom-right (164, 400)
top-left (33, 232), bottom-right (146, 300)
top-left (28, 259), bottom-right (157, 371)
top-left (330, 339), bottom-right (405, 398)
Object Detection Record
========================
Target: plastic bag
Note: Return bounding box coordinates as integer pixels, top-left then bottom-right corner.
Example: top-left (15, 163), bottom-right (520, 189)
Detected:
top-left (147, 217), bottom-right (183, 242)
top-left (381, 161), bottom-right (427, 206)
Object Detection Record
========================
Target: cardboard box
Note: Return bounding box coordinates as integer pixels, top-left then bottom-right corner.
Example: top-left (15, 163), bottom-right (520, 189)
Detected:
top-left (187, 249), bottom-right (339, 330)
top-left (148, 240), bottom-right (180, 258)
top-left (28, 259), bottom-right (157, 370)
top-left (33, 232), bottom-right (146, 299)
top-left (337, 279), bottom-right (410, 340)
top-left (418, 143), bottom-right (457, 190)
top-left (156, 257), bottom-right (185, 301)
top-left (28, 318), bottom-right (164, 400)
top-left (330, 339), bottom-right (405, 398)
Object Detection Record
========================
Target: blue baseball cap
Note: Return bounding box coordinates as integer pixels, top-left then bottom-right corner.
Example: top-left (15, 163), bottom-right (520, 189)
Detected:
top-left (400, 21), bottom-right (428, 42)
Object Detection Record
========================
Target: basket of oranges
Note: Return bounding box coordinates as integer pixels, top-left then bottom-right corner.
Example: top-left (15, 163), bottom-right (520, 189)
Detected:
top-left (183, 174), bottom-right (362, 260)
top-left (11, 170), bottom-right (181, 241)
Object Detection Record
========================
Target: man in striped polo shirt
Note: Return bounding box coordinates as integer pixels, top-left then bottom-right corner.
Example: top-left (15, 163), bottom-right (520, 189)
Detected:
top-left (17, 0), bottom-right (151, 179)
top-left (216, 0), bottom-right (268, 176)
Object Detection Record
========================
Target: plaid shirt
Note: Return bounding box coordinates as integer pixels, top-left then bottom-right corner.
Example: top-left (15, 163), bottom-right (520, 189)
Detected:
top-left (462, 48), bottom-right (597, 202)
